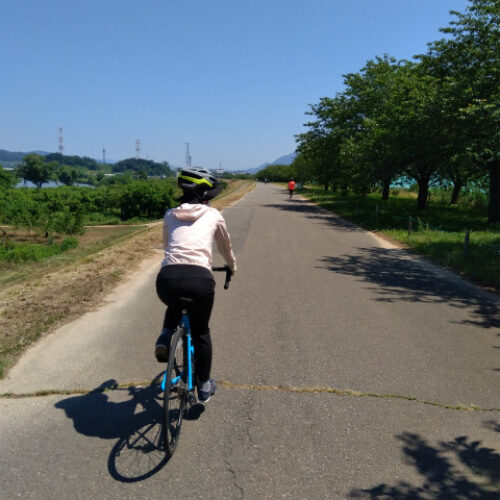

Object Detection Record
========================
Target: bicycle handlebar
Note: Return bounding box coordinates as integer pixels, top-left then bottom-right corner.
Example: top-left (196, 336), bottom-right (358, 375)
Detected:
top-left (212, 265), bottom-right (233, 290)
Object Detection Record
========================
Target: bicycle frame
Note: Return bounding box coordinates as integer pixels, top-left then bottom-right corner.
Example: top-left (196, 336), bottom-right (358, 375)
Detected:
top-left (161, 310), bottom-right (195, 393)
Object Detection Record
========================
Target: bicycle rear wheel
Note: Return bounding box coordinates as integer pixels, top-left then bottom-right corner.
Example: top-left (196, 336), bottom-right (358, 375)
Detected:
top-left (163, 327), bottom-right (188, 456)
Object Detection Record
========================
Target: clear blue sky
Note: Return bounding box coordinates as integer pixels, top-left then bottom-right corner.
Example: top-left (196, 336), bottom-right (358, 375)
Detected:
top-left (0, 0), bottom-right (470, 170)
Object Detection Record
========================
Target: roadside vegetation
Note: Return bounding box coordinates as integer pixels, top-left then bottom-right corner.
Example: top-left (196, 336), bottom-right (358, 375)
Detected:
top-left (0, 177), bottom-right (254, 378)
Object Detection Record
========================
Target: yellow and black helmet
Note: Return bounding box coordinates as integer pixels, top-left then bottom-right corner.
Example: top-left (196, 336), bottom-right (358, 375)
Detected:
top-left (177, 167), bottom-right (221, 201)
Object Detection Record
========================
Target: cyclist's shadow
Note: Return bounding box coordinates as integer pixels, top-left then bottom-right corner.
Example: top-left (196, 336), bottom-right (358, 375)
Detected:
top-left (55, 375), bottom-right (205, 482)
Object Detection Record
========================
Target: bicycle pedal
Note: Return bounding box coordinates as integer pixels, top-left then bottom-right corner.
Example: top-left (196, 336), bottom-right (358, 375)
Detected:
top-left (188, 393), bottom-right (197, 404)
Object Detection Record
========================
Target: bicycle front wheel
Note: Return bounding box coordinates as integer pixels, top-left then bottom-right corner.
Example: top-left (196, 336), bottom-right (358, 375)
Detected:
top-left (163, 327), bottom-right (188, 456)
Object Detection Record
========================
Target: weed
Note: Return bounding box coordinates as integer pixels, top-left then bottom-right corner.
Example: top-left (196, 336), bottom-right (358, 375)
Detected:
top-left (109, 269), bottom-right (124, 279)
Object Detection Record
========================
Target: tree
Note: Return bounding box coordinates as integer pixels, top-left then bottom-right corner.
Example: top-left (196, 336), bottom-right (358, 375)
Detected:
top-left (397, 64), bottom-right (450, 209)
top-left (296, 95), bottom-right (353, 191)
top-left (15, 154), bottom-right (55, 188)
top-left (421, 0), bottom-right (500, 221)
top-left (255, 164), bottom-right (297, 182)
top-left (112, 158), bottom-right (174, 177)
top-left (57, 166), bottom-right (80, 186)
top-left (342, 56), bottom-right (410, 200)
top-left (44, 153), bottom-right (100, 170)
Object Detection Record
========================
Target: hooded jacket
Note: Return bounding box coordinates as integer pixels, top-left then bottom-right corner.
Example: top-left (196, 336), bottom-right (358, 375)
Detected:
top-left (161, 203), bottom-right (236, 272)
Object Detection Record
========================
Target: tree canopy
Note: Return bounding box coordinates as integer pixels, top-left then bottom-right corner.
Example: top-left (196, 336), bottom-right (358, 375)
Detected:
top-left (294, 0), bottom-right (499, 221)
top-left (44, 153), bottom-right (101, 170)
top-left (112, 158), bottom-right (174, 177)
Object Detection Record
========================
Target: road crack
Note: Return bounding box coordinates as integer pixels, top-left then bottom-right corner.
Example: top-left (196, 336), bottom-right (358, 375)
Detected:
top-left (0, 378), bottom-right (498, 412)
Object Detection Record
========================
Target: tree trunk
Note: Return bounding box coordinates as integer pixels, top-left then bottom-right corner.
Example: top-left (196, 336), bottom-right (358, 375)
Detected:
top-left (449, 181), bottom-right (462, 205)
top-left (417, 177), bottom-right (430, 210)
top-left (323, 180), bottom-right (329, 191)
top-left (488, 161), bottom-right (500, 223)
top-left (381, 180), bottom-right (390, 201)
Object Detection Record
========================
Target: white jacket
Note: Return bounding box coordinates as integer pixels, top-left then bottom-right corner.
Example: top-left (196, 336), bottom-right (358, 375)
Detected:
top-left (161, 203), bottom-right (236, 272)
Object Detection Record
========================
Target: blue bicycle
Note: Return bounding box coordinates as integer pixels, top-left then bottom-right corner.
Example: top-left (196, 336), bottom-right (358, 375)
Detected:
top-left (161, 266), bottom-right (232, 456)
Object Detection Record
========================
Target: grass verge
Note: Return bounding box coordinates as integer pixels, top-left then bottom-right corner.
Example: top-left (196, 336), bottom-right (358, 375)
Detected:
top-left (0, 180), bottom-right (255, 378)
top-left (298, 186), bottom-right (500, 292)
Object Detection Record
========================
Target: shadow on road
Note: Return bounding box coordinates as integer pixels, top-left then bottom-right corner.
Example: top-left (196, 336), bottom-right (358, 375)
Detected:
top-left (318, 248), bottom-right (500, 330)
top-left (263, 201), bottom-right (361, 232)
top-left (349, 421), bottom-right (500, 499)
top-left (55, 375), bottom-right (203, 482)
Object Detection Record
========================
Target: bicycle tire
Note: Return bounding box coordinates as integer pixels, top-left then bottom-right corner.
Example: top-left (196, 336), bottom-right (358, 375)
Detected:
top-left (163, 327), bottom-right (188, 456)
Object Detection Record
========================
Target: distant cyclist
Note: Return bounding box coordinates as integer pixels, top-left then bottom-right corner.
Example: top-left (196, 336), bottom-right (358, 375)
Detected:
top-left (155, 167), bottom-right (237, 403)
top-left (288, 179), bottom-right (296, 199)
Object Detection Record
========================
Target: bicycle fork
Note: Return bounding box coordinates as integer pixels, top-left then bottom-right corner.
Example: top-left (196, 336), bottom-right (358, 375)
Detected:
top-left (182, 313), bottom-right (197, 403)
top-left (161, 311), bottom-right (196, 402)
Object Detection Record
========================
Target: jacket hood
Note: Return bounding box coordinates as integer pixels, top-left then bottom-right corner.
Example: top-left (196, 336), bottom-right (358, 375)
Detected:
top-left (171, 203), bottom-right (210, 221)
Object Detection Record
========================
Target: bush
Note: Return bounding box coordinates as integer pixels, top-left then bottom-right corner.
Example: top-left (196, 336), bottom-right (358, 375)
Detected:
top-left (0, 238), bottom-right (79, 263)
top-left (1, 179), bottom-right (178, 234)
top-left (59, 237), bottom-right (79, 251)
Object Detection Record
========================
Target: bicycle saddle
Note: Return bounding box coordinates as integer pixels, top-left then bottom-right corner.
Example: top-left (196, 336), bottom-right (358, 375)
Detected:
top-left (171, 296), bottom-right (195, 311)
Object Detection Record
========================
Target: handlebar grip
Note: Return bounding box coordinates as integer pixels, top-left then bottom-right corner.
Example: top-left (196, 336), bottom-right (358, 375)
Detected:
top-left (212, 266), bottom-right (233, 290)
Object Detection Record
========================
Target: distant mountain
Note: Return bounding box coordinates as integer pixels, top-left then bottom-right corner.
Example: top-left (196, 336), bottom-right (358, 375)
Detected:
top-left (0, 149), bottom-right (50, 167)
top-left (232, 152), bottom-right (296, 174)
top-left (270, 153), bottom-right (296, 165)
top-left (0, 149), bottom-right (117, 168)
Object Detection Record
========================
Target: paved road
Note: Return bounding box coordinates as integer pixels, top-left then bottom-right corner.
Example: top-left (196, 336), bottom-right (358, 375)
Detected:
top-left (1, 183), bottom-right (499, 499)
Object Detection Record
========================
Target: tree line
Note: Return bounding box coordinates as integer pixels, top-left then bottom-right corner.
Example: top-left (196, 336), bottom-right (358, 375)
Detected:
top-left (0, 167), bottom-right (178, 237)
top-left (293, 0), bottom-right (499, 222)
top-left (5, 153), bottom-right (175, 188)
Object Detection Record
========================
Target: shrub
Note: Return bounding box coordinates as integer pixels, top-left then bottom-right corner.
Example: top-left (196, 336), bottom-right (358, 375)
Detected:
top-left (0, 238), bottom-right (79, 263)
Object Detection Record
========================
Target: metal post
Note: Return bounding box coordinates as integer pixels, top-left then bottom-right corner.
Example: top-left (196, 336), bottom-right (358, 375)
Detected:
top-left (463, 231), bottom-right (470, 259)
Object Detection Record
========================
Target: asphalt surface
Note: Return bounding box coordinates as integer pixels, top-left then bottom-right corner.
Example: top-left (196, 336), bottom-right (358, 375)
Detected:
top-left (1, 183), bottom-right (499, 499)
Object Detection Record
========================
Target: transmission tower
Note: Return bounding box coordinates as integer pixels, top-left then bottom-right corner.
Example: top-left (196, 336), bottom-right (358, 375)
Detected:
top-left (58, 128), bottom-right (64, 154)
top-left (135, 139), bottom-right (141, 159)
top-left (185, 142), bottom-right (192, 167)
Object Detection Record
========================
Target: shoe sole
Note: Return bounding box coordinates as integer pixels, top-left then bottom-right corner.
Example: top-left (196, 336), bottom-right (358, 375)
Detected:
top-left (155, 344), bottom-right (168, 363)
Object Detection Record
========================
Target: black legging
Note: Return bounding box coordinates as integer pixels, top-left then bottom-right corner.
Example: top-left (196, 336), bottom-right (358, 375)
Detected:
top-left (156, 264), bottom-right (215, 382)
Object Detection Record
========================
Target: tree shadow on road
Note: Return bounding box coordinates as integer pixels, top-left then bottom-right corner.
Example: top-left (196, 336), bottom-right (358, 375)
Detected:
top-left (263, 201), bottom-right (361, 232)
top-left (55, 375), bottom-right (203, 482)
top-left (318, 249), bottom-right (499, 330)
top-left (349, 421), bottom-right (500, 499)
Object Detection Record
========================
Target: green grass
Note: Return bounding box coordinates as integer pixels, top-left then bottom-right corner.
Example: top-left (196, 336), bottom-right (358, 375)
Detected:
top-left (300, 186), bottom-right (500, 291)
top-left (0, 238), bottom-right (78, 263)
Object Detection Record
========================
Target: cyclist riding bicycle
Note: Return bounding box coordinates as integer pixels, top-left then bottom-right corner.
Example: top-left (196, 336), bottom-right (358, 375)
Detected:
top-left (288, 179), bottom-right (296, 198)
top-left (155, 167), bottom-right (236, 403)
